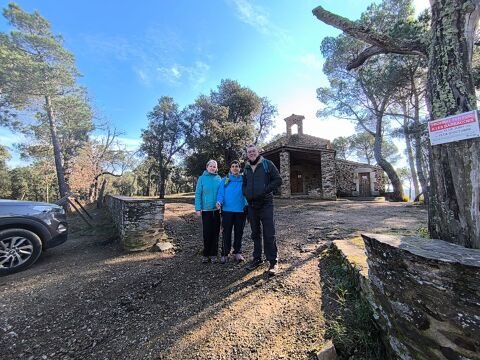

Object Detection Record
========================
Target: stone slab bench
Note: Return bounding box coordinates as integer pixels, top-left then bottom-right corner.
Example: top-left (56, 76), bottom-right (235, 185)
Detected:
top-left (332, 234), bottom-right (480, 360)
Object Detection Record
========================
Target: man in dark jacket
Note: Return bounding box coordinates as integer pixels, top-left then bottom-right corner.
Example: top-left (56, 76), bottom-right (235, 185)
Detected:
top-left (242, 144), bottom-right (282, 276)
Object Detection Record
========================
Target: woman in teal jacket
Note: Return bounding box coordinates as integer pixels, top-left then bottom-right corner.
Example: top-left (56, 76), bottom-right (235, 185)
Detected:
top-left (195, 159), bottom-right (222, 263)
top-left (216, 160), bottom-right (247, 263)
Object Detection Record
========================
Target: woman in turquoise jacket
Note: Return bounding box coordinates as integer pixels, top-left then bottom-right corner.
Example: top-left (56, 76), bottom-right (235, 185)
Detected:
top-left (195, 159), bottom-right (222, 263)
top-left (216, 160), bottom-right (247, 263)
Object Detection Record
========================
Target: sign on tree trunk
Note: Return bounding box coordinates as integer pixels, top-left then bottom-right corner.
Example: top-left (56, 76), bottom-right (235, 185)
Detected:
top-left (428, 111), bottom-right (480, 145)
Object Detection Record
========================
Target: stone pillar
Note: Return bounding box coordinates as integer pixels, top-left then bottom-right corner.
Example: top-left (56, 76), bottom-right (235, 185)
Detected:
top-left (370, 172), bottom-right (379, 195)
top-left (105, 195), bottom-right (165, 251)
top-left (280, 151), bottom-right (291, 197)
top-left (321, 151), bottom-right (336, 199)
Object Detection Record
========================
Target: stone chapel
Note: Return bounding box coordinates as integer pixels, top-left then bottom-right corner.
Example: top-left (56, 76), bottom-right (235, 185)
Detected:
top-left (261, 114), bottom-right (385, 199)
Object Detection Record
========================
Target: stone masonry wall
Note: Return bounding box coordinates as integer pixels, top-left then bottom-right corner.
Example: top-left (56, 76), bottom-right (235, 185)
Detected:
top-left (320, 151), bottom-right (336, 199)
top-left (279, 151), bottom-right (291, 197)
top-left (374, 169), bottom-right (385, 193)
top-left (362, 233), bottom-right (480, 360)
top-left (335, 161), bottom-right (357, 196)
top-left (105, 195), bottom-right (165, 252)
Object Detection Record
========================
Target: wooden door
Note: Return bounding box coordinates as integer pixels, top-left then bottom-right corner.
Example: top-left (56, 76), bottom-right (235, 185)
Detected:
top-left (359, 173), bottom-right (371, 197)
top-left (290, 170), bottom-right (304, 194)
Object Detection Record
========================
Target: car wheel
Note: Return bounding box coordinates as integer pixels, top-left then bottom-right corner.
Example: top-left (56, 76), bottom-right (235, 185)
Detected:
top-left (0, 229), bottom-right (42, 276)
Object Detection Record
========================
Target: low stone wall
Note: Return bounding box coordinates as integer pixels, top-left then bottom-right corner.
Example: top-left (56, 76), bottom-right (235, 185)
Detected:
top-left (361, 233), bottom-right (480, 360)
top-left (104, 195), bottom-right (165, 252)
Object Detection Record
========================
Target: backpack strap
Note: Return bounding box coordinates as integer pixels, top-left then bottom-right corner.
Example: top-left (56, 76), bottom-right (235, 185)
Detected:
top-left (262, 159), bottom-right (270, 174)
top-left (262, 159), bottom-right (271, 185)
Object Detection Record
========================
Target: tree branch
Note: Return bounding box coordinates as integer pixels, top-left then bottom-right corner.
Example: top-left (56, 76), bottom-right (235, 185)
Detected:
top-left (312, 5), bottom-right (428, 69)
top-left (347, 46), bottom-right (388, 69)
top-left (94, 171), bottom-right (123, 180)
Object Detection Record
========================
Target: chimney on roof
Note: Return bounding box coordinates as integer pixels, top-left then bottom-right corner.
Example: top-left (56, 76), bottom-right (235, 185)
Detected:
top-left (285, 114), bottom-right (304, 137)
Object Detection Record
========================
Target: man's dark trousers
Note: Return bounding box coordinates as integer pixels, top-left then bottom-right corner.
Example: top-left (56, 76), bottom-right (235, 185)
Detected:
top-left (201, 210), bottom-right (220, 257)
top-left (248, 204), bottom-right (277, 264)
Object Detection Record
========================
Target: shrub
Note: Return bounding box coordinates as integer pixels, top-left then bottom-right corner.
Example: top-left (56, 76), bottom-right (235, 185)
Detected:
top-left (320, 247), bottom-right (386, 359)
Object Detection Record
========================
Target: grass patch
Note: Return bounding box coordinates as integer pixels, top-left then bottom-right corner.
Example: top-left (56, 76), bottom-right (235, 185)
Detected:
top-left (320, 247), bottom-right (385, 359)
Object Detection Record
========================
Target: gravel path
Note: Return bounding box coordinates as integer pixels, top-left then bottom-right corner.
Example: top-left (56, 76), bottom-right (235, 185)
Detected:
top-left (0, 199), bottom-right (427, 360)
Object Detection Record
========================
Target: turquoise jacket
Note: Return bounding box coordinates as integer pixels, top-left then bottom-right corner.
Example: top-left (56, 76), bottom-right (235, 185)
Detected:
top-left (216, 173), bottom-right (247, 212)
top-left (195, 170), bottom-right (222, 211)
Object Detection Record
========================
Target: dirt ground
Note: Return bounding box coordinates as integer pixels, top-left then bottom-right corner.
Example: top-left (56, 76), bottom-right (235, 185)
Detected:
top-left (0, 198), bottom-right (427, 360)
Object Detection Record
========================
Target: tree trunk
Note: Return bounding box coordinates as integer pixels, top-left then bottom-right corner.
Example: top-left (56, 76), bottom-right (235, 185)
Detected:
top-left (145, 165), bottom-right (153, 196)
top-left (93, 178), bottom-right (99, 201)
top-left (410, 79), bottom-right (429, 201)
top-left (409, 179), bottom-right (412, 201)
top-left (404, 124), bottom-right (420, 198)
top-left (97, 178), bottom-right (107, 209)
top-left (427, 0), bottom-right (480, 248)
top-left (158, 166), bottom-right (167, 199)
top-left (88, 183), bottom-right (95, 202)
top-left (374, 116), bottom-right (404, 201)
top-left (412, 123), bottom-right (429, 202)
top-left (130, 174), bottom-right (137, 197)
top-left (45, 95), bottom-right (68, 199)
top-left (375, 150), bottom-right (404, 201)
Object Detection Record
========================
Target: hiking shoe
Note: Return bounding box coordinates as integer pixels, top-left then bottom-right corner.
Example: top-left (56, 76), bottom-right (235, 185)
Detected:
top-left (210, 256), bottom-right (218, 264)
top-left (246, 258), bottom-right (263, 271)
top-left (220, 256), bottom-right (228, 264)
top-left (234, 253), bottom-right (245, 262)
top-left (267, 262), bottom-right (279, 276)
top-left (202, 257), bottom-right (209, 263)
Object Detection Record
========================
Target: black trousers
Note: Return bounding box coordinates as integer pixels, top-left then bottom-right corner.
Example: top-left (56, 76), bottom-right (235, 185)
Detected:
top-left (221, 211), bottom-right (246, 256)
top-left (248, 204), bottom-right (278, 264)
top-left (201, 210), bottom-right (220, 257)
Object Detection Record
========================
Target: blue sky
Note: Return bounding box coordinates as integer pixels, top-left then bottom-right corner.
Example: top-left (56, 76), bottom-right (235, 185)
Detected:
top-left (0, 0), bottom-right (429, 166)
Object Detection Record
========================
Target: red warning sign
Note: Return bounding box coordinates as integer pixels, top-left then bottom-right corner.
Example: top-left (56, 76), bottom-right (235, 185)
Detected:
top-left (428, 111), bottom-right (480, 145)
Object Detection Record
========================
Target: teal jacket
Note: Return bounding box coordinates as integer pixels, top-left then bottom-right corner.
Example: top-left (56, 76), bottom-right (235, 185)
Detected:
top-left (195, 170), bottom-right (222, 211)
top-left (216, 173), bottom-right (247, 212)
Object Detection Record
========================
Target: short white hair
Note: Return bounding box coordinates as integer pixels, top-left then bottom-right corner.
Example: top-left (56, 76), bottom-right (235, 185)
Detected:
top-left (206, 159), bottom-right (217, 167)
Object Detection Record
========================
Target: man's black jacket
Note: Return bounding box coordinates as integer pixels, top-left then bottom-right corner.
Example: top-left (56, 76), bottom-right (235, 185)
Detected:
top-left (242, 156), bottom-right (282, 208)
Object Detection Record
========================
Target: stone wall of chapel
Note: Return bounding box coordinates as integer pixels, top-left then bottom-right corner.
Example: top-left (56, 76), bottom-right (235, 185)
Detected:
top-left (335, 160), bottom-right (385, 196)
top-left (335, 161), bottom-right (358, 196)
